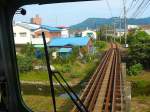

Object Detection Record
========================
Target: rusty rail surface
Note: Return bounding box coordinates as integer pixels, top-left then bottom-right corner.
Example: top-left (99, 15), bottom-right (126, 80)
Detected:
top-left (71, 43), bottom-right (123, 112)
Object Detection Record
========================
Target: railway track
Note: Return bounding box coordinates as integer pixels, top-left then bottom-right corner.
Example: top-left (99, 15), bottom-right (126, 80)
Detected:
top-left (71, 43), bottom-right (124, 112)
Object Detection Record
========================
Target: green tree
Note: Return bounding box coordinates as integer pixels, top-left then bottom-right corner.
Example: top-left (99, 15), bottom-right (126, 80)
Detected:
top-left (127, 63), bottom-right (143, 76)
top-left (94, 40), bottom-right (107, 52)
top-left (127, 30), bottom-right (150, 69)
top-left (17, 55), bottom-right (33, 72)
top-left (20, 43), bottom-right (35, 58)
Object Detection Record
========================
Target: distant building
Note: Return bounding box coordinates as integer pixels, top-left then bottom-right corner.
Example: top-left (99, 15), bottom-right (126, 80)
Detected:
top-left (34, 25), bottom-right (61, 39)
top-left (57, 48), bottom-right (72, 58)
top-left (140, 25), bottom-right (150, 35)
top-left (13, 22), bottom-right (42, 48)
top-left (56, 26), bottom-right (69, 38)
top-left (128, 25), bottom-right (139, 30)
top-left (48, 37), bottom-right (93, 54)
top-left (116, 29), bottom-right (125, 37)
top-left (30, 15), bottom-right (42, 25)
top-left (82, 29), bottom-right (97, 39)
top-left (13, 22), bottom-right (60, 51)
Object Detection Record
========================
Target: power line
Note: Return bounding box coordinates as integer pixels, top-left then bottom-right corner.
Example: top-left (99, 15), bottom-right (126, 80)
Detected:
top-left (105, 0), bottom-right (113, 17)
top-left (131, 0), bottom-right (149, 18)
top-left (127, 0), bottom-right (136, 13)
top-left (128, 0), bottom-right (141, 12)
top-left (135, 0), bottom-right (150, 17)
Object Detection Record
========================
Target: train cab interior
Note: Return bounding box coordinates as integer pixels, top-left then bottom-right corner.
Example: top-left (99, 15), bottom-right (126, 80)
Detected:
top-left (0, 0), bottom-right (93, 112)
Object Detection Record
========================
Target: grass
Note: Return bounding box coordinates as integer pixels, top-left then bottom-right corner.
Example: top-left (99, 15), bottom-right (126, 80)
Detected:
top-left (20, 71), bottom-right (49, 82)
top-left (19, 43), bottom-right (109, 112)
top-left (23, 95), bottom-right (73, 112)
top-left (127, 71), bottom-right (150, 112)
top-left (127, 71), bottom-right (150, 82)
top-left (20, 60), bottom-right (98, 84)
top-left (131, 96), bottom-right (150, 112)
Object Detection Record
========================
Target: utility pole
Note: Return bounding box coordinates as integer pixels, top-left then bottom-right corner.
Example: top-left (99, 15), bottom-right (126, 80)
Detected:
top-left (113, 22), bottom-right (116, 42)
top-left (120, 17), bottom-right (122, 43)
top-left (105, 25), bottom-right (108, 42)
top-left (123, 0), bottom-right (127, 47)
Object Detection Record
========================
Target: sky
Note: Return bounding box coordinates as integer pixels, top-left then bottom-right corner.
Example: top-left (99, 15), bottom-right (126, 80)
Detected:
top-left (13, 0), bottom-right (150, 27)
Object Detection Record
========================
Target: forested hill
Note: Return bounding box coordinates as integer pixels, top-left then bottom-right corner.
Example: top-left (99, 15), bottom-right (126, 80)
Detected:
top-left (70, 17), bottom-right (150, 30)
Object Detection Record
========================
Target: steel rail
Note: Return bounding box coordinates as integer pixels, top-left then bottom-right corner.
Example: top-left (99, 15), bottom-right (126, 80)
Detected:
top-left (72, 44), bottom-right (112, 112)
top-left (71, 43), bottom-right (124, 112)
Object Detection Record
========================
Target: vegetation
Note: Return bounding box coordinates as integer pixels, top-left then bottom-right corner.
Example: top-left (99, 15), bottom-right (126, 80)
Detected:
top-left (127, 63), bottom-right (143, 76)
top-left (94, 40), bottom-right (107, 52)
top-left (126, 30), bottom-right (150, 76)
top-left (125, 30), bottom-right (150, 111)
top-left (23, 95), bottom-right (73, 112)
top-left (131, 96), bottom-right (150, 112)
top-left (16, 41), bottom-right (108, 112)
top-left (17, 55), bottom-right (33, 73)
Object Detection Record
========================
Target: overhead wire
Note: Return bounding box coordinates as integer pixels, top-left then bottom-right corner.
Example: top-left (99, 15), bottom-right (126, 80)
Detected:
top-left (105, 0), bottom-right (113, 17)
top-left (131, 0), bottom-right (148, 18)
top-left (135, 0), bottom-right (150, 17)
top-left (127, 0), bottom-right (135, 12)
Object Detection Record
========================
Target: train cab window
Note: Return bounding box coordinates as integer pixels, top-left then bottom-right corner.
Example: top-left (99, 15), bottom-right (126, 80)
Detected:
top-left (13, 1), bottom-right (108, 111)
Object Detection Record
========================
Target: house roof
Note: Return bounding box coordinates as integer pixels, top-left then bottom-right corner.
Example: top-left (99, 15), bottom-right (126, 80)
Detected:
top-left (14, 22), bottom-right (61, 32)
top-left (48, 37), bottom-right (90, 47)
top-left (15, 22), bottom-right (40, 30)
top-left (116, 29), bottom-right (125, 32)
top-left (40, 25), bottom-right (61, 32)
top-left (140, 25), bottom-right (150, 30)
top-left (58, 48), bottom-right (72, 53)
top-left (34, 44), bottom-right (44, 48)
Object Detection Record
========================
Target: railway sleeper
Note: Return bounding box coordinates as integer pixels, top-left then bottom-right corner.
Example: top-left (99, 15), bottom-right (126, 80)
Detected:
top-left (115, 97), bottom-right (121, 103)
top-left (115, 103), bottom-right (122, 111)
top-left (115, 93), bottom-right (121, 97)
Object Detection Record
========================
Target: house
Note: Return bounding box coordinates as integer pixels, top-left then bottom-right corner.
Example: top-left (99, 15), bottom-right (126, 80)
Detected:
top-left (57, 26), bottom-right (69, 38)
top-left (116, 29), bottom-right (125, 37)
top-left (128, 25), bottom-right (139, 30)
top-left (13, 22), bottom-right (40, 45)
top-left (57, 48), bottom-right (72, 58)
top-left (13, 22), bottom-right (50, 51)
top-left (48, 37), bottom-right (93, 54)
top-left (82, 29), bottom-right (97, 39)
top-left (13, 15), bottom-right (62, 51)
top-left (34, 25), bottom-right (61, 39)
top-left (140, 25), bottom-right (150, 35)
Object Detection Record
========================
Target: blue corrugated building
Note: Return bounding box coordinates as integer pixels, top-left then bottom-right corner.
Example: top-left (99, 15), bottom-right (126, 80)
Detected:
top-left (40, 25), bottom-right (61, 32)
top-left (48, 37), bottom-right (91, 47)
top-left (58, 48), bottom-right (73, 58)
top-left (48, 37), bottom-right (93, 57)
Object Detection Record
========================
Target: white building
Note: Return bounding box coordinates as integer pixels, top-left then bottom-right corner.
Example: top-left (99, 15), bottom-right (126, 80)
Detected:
top-left (56, 26), bottom-right (69, 38)
top-left (13, 22), bottom-right (50, 45)
top-left (128, 25), bottom-right (139, 30)
top-left (140, 25), bottom-right (150, 35)
top-left (116, 29), bottom-right (125, 37)
top-left (82, 29), bottom-right (97, 39)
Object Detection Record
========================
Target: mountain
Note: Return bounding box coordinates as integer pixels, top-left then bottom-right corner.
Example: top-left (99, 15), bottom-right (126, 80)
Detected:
top-left (70, 17), bottom-right (150, 30)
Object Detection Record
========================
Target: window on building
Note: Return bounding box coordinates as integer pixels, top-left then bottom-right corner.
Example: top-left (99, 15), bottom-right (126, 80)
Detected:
top-left (20, 32), bottom-right (27, 37)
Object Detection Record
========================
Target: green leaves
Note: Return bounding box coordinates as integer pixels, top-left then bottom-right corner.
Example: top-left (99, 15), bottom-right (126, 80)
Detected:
top-left (17, 55), bottom-right (33, 73)
top-left (127, 30), bottom-right (150, 69)
top-left (128, 63), bottom-right (143, 76)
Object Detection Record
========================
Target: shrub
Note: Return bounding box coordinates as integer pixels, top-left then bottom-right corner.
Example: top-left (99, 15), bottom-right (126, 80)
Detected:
top-left (17, 55), bottom-right (33, 73)
top-left (128, 63), bottom-right (143, 76)
top-left (131, 81), bottom-right (150, 96)
top-left (94, 41), bottom-right (107, 53)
